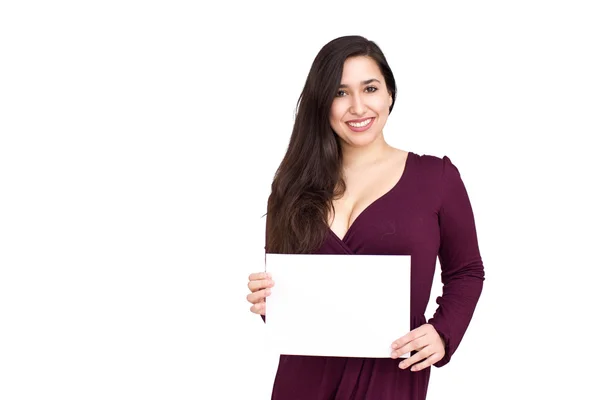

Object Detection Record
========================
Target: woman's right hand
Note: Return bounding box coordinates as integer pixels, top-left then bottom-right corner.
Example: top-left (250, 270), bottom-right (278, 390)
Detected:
top-left (247, 272), bottom-right (275, 315)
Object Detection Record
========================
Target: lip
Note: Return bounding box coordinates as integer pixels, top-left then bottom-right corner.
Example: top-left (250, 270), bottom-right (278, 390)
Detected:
top-left (346, 117), bottom-right (374, 123)
top-left (345, 117), bottom-right (375, 132)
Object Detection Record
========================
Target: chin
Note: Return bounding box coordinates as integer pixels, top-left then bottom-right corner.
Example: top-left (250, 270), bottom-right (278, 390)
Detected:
top-left (345, 133), bottom-right (379, 148)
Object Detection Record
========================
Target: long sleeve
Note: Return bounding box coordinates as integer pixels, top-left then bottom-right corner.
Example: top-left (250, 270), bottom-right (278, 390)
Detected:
top-left (427, 156), bottom-right (485, 368)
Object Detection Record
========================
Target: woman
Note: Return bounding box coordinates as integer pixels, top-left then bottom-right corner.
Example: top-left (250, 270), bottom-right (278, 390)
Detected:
top-left (246, 35), bottom-right (485, 400)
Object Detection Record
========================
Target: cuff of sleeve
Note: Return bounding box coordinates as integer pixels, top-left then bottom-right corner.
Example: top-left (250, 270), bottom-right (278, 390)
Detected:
top-left (261, 314), bottom-right (266, 323)
top-left (428, 320), bottom-right (451, 368)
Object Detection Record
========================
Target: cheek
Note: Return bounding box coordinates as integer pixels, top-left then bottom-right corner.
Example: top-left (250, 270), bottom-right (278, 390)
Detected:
top-left (373, 96), bottom-right (391, 115)
top-left (328, 114), bottom-right (336, 131)
top-left (329, 104), bottom-right (345, 124)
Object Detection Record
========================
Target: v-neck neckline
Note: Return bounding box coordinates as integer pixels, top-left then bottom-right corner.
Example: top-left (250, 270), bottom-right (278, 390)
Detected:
top-left (328, 151), bottom-right (413, 243)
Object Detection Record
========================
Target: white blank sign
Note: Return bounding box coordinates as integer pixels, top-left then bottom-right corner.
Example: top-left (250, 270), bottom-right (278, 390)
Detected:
top-left (264, 253), bottom-right (411, 358)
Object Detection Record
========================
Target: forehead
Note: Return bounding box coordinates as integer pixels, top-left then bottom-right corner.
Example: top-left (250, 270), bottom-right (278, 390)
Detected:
top-left (339, 56), bottom-right (383, 84)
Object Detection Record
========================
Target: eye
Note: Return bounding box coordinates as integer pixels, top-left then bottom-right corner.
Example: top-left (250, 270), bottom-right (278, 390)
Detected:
top-left (336, 89), bottom-right (347, 97)
top-left (366, 86), bottom-right (378, 93)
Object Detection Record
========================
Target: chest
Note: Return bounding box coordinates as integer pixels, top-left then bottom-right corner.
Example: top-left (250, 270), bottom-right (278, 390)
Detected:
top-left (322, 184), bottom-right (441, 257)
top-left (329, 166), bottom-right (404, 240)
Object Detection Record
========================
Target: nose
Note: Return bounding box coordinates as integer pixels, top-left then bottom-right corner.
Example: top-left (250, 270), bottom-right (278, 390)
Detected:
top-left (350, 94), bottom-right (367, 116)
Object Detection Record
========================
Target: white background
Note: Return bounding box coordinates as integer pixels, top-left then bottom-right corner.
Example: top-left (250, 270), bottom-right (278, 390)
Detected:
top-left (1, 1), bottom-right (598, 399)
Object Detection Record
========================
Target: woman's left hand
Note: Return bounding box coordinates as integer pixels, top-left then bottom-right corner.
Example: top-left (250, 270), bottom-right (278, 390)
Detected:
top-left (390, 323), bottom-right (445, 372)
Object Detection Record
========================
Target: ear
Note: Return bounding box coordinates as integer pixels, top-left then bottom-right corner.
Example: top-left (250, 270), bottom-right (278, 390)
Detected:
top-left (388, 93), bottom-right (393, 108)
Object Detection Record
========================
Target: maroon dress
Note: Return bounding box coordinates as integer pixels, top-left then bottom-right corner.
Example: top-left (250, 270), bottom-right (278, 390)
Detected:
top-left (265, 152), bottom-right (485, 400)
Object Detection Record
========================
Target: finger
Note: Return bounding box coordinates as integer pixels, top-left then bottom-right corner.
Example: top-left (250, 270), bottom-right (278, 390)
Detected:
top-left (248, 272), bottom-right (271, 281)
top-left (247, 289), bottom-right (270, 305)
top-left (391, 335), bottom-right (428, 359)
top-left (250, 300), bottom-right (266, 315)
top-left (398, 345), bottom-right (434, 370)
top-left (391, 327), bottom-right (427, 350)
top-left (409, 351), bottom-right (443, 372)
top-left (248, 278), bottom-right (275, 292)
top-left (247, 288), bottom-right (271, 304)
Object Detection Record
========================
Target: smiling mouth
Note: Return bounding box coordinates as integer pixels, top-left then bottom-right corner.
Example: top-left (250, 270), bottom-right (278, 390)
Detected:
top-left (347, 118), bottom-right (373, 128)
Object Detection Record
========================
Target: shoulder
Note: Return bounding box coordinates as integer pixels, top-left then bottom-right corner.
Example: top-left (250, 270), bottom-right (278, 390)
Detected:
top-left (406, 152), bottom-right (466, 209)
top-left (408, 151), bottom-right (458, 178)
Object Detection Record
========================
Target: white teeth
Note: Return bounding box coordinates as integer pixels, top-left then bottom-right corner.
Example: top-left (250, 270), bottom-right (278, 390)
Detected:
top-left (348, 118), bottom-right (372, 127)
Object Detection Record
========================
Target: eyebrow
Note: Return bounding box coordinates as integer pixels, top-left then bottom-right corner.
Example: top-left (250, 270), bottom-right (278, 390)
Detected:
top-left (338, 79), bottom-right (381, 88)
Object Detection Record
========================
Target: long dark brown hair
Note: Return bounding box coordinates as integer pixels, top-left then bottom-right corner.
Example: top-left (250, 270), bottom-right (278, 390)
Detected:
top-left (266, 35), bottom-right (397, 254)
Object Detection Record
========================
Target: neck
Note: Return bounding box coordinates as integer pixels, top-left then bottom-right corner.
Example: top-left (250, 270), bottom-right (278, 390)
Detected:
top-left (341, 134), bottom-right (392, 170)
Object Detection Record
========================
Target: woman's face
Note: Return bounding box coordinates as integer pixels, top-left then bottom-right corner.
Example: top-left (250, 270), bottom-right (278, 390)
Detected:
top-left (329, 56), bottom-right (393, 149)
